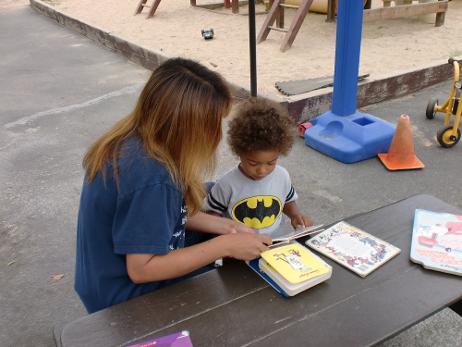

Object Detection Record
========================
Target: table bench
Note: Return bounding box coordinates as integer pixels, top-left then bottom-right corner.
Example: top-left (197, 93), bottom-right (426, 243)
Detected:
top-left (56, 194), bottom-right (461, 346)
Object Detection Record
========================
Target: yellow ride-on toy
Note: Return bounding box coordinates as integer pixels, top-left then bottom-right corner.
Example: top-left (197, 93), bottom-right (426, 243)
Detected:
top-left (426, 58), bottom-right (462, 148)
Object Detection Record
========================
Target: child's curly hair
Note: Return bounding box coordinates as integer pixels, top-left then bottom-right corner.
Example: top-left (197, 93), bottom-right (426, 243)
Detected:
top-left (228, 98), bottom-right (294, 156)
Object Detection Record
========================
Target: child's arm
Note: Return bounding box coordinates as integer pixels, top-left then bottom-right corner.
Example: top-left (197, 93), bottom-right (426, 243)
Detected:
top-left (187, 211), bottom-right (254, 234)
top-left (126, 232), bottom-right (271, 283)
top-left (203, 180), bottom-right (229, 216)
top-left (283, 201), bottom-right (314, 229)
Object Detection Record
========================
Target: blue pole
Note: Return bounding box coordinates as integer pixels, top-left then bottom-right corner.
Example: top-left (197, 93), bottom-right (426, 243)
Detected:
top-left (331, 0), bottom-right (364, 116)
top-left (305, 0), bottom-right (395, 163)
top-left (249, 0), bottom-right (257, 97)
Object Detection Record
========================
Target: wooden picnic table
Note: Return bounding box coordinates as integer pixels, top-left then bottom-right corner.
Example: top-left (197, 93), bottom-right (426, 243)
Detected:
top-left (56, 194), bottom-right (462, 347)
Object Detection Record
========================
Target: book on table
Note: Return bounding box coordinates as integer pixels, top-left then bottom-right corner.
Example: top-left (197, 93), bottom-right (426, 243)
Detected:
top-left (247, 241), bottom-right (332, 297)
top-left (128, 330), bottom-right (193, 347)
top-left (305, 221), bottom-right (401, 277)
top-left (410, 209), bottom-right (462, 276)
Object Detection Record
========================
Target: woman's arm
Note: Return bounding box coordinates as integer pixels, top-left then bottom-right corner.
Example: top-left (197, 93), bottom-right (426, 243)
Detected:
top-left (186, 211), bottom-right (254, 234)
top-left (126, 232), bottom-right (271, 283)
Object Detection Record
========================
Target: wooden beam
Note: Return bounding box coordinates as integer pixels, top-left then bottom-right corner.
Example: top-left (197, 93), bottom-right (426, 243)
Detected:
top-left (326, 0), bottom-right (336, 22)
top-left (135, 0), bottom-right (148, 15)
top-left (363, 2), bottom-right (448, 23)
top-left (232, 0), bottom-right (239, 13)
top-left (435, 0), bottom-right (447, 27)
top-left (257, 0), bottom-right (282, 43)
top-left (278, 4), bottom-right (284, 28)
top-left (280, 0), bottom-right (314, 52)
top-left (147, 0), bottom-right (162, 18)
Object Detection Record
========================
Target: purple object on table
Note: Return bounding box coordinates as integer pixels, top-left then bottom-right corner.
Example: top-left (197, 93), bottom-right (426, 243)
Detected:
top-left (129, 331), bottom-right (193, 347)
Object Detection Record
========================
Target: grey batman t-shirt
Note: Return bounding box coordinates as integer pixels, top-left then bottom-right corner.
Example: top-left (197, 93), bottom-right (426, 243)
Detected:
top-left (204, 165), bottom-right (297, 234)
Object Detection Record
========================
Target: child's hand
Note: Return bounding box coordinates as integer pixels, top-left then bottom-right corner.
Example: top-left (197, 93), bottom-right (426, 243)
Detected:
top-left (290, 214), bottom-right (314, 229)
top-left (283, 202), bottom-right (313, 230)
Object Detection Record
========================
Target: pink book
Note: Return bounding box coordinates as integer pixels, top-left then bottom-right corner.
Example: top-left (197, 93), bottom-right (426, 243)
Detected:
top-left (129, 331), bottom-right (193, 347)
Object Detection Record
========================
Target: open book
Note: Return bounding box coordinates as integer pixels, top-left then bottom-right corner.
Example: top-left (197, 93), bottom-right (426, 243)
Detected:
top-left (305, 221), bottom-right (400, 277)
top-left (410, 209), bottom-right (462, 276)
top-left (271, 224), bottom-right (325, 243)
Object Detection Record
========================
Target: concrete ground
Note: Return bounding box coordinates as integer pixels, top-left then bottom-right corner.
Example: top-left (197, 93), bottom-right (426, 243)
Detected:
top-left (0, 4), bottom-right (461, 347)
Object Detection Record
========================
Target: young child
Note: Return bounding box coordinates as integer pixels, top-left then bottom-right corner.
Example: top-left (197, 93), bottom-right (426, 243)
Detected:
top-left (204, 98), bottom-right (313, 235)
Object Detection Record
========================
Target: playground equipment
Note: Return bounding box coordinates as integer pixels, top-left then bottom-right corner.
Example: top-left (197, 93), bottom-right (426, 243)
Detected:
top-left (258, 0), bottom-right (316, 52)
top-left (426, 58), bottom-right (462, 148)
top-left (258, 0), bottom-right (447, 52)
top-left (134, 0), bottom-right (162, 18)
top-left (135, 0), bottom-right (242, 17)
top-left (303, 0), bottom-right (395, 163)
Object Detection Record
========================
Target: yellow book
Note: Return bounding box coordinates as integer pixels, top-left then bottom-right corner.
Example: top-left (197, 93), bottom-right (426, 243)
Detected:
top-left (261, 241), bottom-right (330, 284)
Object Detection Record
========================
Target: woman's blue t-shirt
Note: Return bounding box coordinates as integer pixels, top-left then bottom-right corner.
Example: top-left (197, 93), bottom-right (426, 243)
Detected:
top-left (75, 137), bottom-right (187, 313)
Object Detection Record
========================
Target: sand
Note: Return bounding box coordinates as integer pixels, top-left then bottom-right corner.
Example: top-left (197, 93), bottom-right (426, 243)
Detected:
top-left (18, 0), bottom-right (462, 99)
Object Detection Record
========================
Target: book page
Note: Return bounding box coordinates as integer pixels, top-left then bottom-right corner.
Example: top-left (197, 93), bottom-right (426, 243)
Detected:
top-left (328, 233), bottom-right (377, 259)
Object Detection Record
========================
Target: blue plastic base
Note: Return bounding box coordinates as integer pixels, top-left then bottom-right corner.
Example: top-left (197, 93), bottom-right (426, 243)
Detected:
top-left (304, 110), bottom-right (396, 163)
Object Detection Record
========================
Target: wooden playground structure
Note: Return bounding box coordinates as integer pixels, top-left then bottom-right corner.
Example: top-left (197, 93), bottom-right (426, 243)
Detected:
top-left (135, 0), bottom-right (449, 51)
top-left (135, 0), bottom-right (242, 17)
top-left (259, 0), bottom-right (448, 51)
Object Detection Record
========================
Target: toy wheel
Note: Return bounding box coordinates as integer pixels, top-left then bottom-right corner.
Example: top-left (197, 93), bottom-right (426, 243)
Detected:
top-left (437, 126), bottom-right (461, 148)
top-left (426, 99), bottom-right (438, 119)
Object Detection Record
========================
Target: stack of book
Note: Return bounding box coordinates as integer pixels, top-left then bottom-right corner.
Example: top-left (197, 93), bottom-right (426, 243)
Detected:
top-left (248, 241), bottom-right (332, 297)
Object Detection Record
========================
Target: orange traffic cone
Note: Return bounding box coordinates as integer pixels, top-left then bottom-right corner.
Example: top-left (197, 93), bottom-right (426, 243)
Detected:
top-left (378, 115), bottom-right (424, 170)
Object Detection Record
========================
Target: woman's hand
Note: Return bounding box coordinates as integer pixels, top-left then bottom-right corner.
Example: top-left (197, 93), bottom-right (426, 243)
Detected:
top-left (187, 211), bottom-right (255, 235)
top-left (220, 233), bottom-right (272, 261)
top-left (223, 218), bottom-right (255, 234)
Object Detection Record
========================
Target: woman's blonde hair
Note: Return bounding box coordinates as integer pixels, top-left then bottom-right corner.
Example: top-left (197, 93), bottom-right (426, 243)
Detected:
top-left (83, 58), bottom-right (232, 215)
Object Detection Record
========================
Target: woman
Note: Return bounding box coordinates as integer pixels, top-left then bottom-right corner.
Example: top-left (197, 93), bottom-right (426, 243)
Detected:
top-left (75, 58), bottom-right (271, 313)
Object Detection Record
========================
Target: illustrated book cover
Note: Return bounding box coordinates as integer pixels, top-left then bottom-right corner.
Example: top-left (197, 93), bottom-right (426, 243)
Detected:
top-left (410, 209), bottom-right (462, 276)
top-left (247, 241), bottom-right (332, 296)
top-left (305, 221), bottom-right (400, 277)
top-left (128, 330), bottom-right (193, 347)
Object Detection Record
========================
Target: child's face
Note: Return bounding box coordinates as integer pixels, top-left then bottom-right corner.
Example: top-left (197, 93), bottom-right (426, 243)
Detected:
top-left (239, 150), bottom-right (279, 180)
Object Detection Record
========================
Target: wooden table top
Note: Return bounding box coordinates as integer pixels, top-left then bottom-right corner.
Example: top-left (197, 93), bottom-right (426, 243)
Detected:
top-left (58, 194), bottom-right (462, 347)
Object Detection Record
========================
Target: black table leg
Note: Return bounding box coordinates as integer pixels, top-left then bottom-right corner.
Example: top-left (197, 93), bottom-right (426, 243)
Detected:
top-left (449, 299), bottom-right (462, 316)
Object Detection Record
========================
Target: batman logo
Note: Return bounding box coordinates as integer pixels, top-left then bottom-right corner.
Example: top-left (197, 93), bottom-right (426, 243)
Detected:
top-left (232, 196), bottom-right (282, 229)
